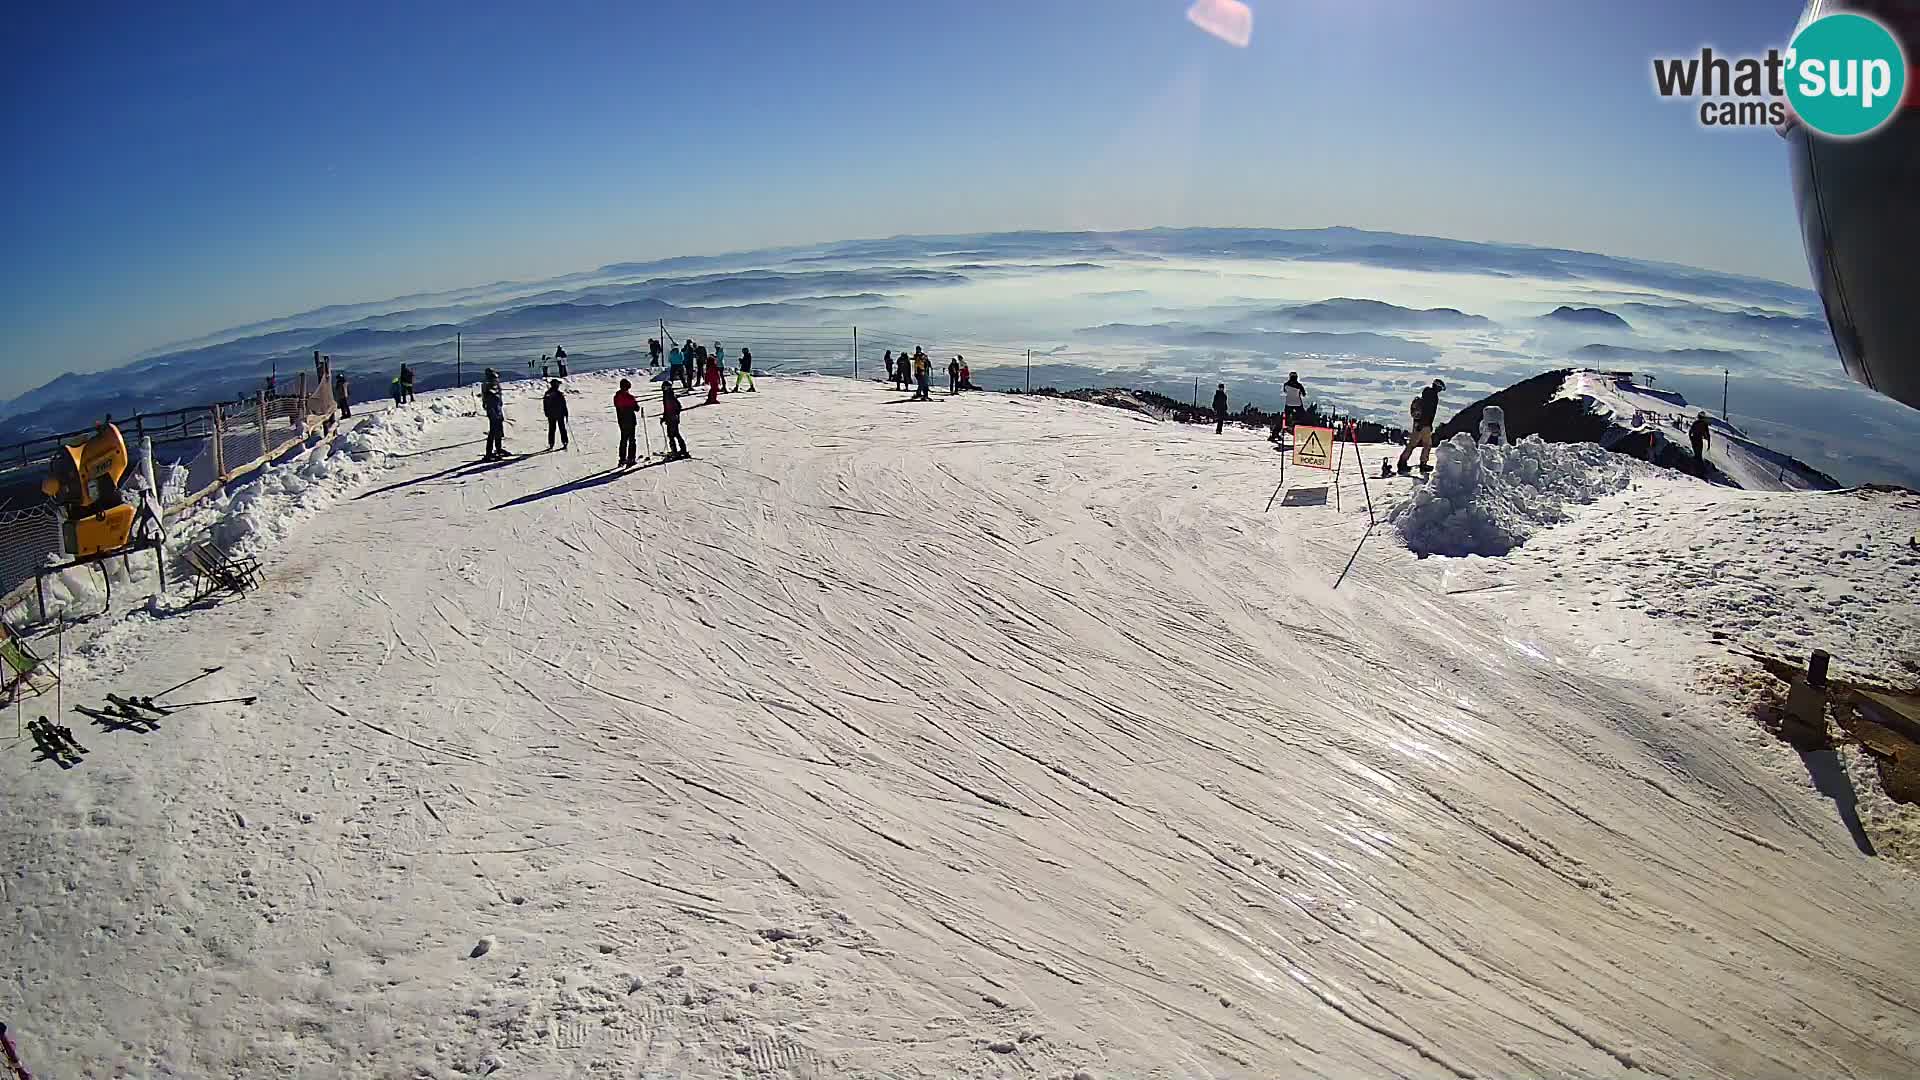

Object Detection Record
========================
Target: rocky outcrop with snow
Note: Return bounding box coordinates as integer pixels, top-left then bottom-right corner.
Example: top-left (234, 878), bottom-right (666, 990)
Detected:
top-left (1439, 369), bottom-right (1839, 491)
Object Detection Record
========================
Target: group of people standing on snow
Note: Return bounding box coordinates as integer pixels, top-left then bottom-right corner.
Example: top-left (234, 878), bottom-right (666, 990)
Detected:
top-left (474, 336), bottom-right (757, 467)
top-left (882, 348), bottom-right (971, 400)
top-left (647, 337), bottom-right (756, 401)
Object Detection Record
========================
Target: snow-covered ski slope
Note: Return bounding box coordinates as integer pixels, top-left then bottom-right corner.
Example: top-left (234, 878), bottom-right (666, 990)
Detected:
top-left (1552, 370), bottom-right (1833, 492)
top-left (4, 373), bottom-right (1918, 1079)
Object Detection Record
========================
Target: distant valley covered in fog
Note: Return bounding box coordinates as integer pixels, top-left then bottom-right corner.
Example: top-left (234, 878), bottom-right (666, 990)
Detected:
top-left (6, 227), bottom-right (1916, 489)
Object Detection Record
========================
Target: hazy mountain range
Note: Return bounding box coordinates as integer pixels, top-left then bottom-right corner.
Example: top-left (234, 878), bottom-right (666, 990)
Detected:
top-left (4, 226), bottom-right (1915, 488)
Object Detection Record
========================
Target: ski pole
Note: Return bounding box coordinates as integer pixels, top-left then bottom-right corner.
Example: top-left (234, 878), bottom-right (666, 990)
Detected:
top-left (640, 406), bottom-right (653, 459)
top-left (151, 695), bottom-right (258, 711)
top-left (154, 666), bottom-right (221, 701)
top-left (0, 1022), bottom-right (31, 1080)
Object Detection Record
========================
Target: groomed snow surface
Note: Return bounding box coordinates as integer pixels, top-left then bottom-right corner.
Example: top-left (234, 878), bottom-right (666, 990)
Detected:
top-left (3, 372), bottom-right (1918, 1079)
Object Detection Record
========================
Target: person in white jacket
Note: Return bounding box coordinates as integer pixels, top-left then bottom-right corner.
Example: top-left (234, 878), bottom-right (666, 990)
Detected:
top-left (1282, 372), bottom-right (1307, 432)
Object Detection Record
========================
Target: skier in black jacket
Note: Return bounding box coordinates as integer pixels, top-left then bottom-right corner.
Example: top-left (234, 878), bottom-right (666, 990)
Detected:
top-left (1397, 379), bottom-right (1445, 473)
top-left (1212, 384), bottom-right (1228, 434)
top-left (481, 370), bottom-right (507, 460)
top-left (543, 380), bottom-right (569, 450)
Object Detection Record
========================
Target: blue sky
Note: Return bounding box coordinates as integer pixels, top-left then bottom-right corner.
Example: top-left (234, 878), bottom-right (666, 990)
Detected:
top-left (0, 0), bottom-right (1814, 398)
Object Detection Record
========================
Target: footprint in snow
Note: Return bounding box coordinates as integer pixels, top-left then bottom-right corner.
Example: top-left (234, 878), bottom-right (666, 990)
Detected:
top-left (470, 935), bottom-right (495, 959)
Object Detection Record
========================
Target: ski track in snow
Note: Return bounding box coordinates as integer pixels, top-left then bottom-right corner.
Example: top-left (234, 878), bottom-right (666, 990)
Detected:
top-left (2, 374), bottom-right (1917, 1079)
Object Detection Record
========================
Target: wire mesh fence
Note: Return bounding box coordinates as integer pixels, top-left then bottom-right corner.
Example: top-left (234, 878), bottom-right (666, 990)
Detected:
top-left (0, 390), bottom-right (322, 606)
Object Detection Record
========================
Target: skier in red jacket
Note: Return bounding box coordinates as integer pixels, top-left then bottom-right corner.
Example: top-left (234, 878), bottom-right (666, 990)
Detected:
top-left (613, 379), bottom-right (640, 467)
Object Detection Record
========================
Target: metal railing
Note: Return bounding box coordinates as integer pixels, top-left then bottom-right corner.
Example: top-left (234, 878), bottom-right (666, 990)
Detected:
top-left (0, 386), bottom-right (326, 608)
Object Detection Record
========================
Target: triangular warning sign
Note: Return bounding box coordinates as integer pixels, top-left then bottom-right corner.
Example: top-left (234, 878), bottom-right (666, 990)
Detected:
top-left (1292, 425), bottom-right (1334, 469)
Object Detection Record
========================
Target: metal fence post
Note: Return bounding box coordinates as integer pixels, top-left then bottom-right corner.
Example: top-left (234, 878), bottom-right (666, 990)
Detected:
top-left (211, 404), bottom-right (227, 479)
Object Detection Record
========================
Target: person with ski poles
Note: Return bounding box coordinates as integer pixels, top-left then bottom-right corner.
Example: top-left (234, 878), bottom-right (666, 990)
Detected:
top-left (734, 346), bottom-right (756, 393)
top-left (481, 369), bottom-right (507, 460)
top-left (1212, 383), bottom-right (1228, 434)
top-left (614, 378), bottom-right (640, 467)
top-left (543, 379), bottom-right (570, 450)
top-left (661, 380), bottom-right (689, 459)
top-left (948, 356), bottom-right (961, 395)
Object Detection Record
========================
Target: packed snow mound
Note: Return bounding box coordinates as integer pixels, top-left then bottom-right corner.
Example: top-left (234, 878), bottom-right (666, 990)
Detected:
top-left (1389, 433), bottom-right (1633, 557)
top-left (6, 390), bottom-right (472, 626)
top-left (201, 393), bottom-right (470, 556)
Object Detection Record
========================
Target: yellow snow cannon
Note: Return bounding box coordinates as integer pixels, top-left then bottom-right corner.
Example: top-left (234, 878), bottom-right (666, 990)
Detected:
top-left (42, 421), bottom-right (137, 557)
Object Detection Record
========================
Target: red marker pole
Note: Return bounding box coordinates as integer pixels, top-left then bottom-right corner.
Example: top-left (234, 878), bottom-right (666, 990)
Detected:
top-left (1351, 422), bottom-right (1374, 524)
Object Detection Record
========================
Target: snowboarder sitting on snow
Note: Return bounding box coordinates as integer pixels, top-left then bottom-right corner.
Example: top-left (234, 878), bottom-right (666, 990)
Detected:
top-left (733, 347), bottom-right (756, 393)
top-left (481, 369), bottom-right (507, 460)
top-left (543, 380), bottom-right (570, 451)
top-left (1689, 412), bottom-right (1711, 477)
top-left (1397, 379), bottom-right (1445, 474)
top-left (661, 381), bottom-right (688, 459)
top-left (1212, 383), bottom-right (1228, 434)
top-left (613, 379), bottom-right (640, 467)
top-left (959, 360), bottom-right (972, 390)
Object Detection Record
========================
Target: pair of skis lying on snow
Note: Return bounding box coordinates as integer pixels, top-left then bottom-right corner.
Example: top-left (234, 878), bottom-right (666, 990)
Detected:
top-left (29, 666), bottom-right (255, 768)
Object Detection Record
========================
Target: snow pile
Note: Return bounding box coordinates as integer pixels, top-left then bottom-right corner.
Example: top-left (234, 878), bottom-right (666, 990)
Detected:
top-left (5, 391), bottom-right (472, 625)
top-left (1389, 433), bottom-right (1633, 557)
top-left (198, 393), bottom-right (468, 556)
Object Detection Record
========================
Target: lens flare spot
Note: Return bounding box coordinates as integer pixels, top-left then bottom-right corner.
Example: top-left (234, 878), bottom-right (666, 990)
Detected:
top-left (1187, 0), bottom-right (1253, 48)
